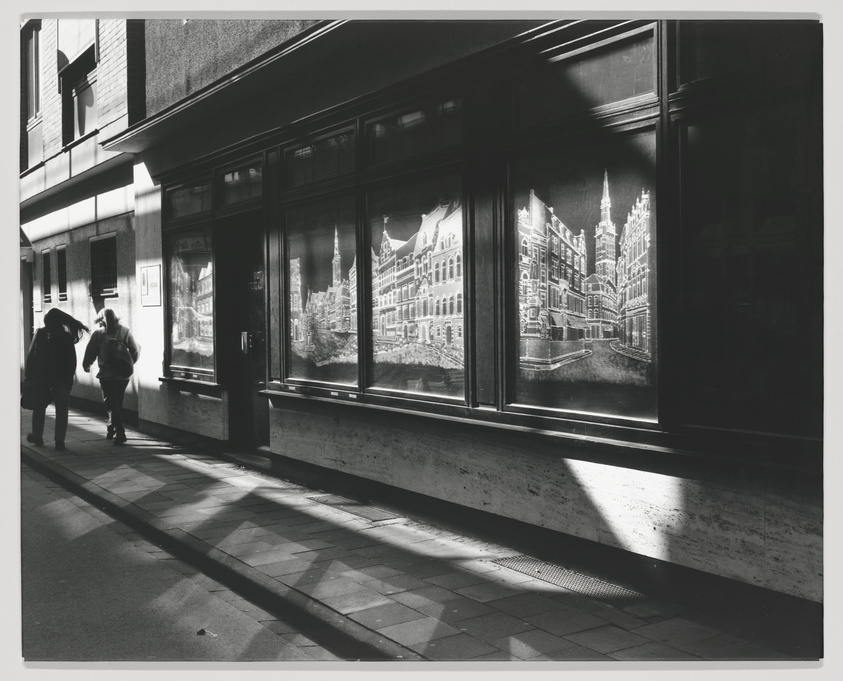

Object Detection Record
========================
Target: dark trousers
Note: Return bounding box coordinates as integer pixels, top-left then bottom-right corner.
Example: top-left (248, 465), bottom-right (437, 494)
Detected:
top-left (100, 379), bottom-right (130, 436)
top-left (31, 383), bottom-right (70, 444)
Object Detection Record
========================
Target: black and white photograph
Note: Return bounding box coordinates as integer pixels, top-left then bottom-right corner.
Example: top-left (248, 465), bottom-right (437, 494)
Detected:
top-left (10, 7), bottom-right (833, 676)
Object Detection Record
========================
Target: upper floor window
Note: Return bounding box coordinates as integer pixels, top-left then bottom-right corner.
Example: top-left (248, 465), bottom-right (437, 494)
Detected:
top-left (41, 250), bottom-right (51, 304)
top-left (90, 236), bottom-right (117, 297)
top-left (219, 161), bottom-right (262, 206)
top-left (61, 45), bottom-right (98, 146)
top-left (57, 247), bottom-right (68, 302)
top-left (23, 23), bottom-right (41, 122)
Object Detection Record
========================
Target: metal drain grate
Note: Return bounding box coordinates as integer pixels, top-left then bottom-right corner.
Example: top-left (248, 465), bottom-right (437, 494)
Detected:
top-left (493, 555), bottom-right (646, 605)
top-left (308, 494), bottom-right (399, 522)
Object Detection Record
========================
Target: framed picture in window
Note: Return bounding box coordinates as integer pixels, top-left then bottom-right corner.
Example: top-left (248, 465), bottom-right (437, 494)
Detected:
top-left (367, 174), bottom-right (465, 399)
top-left (166, 226), bottom-right (214, 378)
top-left (510, 129), bottom-right (657, 420)
top-left (285, 195), bottom-right (358, 386)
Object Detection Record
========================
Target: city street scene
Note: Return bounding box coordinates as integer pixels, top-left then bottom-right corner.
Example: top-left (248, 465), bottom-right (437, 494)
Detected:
top-left (18, 16), bottom-right (823, 667)
top-left (20, 408), bottom-right (803, 663)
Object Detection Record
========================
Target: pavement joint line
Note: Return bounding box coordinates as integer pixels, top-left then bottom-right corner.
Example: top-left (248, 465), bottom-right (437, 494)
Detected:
top-left (20, 443), bottom-right (425, 662)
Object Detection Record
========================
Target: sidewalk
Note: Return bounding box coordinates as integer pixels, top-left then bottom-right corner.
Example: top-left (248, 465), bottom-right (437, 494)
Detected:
top-left (20, 407), bottom-right (803, 663)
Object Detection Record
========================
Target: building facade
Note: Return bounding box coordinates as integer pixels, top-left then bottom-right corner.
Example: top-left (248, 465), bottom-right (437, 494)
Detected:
top-left (20, 18), bottom-right (824, 650)
top-left (20, 18), bottom-right (144, 409)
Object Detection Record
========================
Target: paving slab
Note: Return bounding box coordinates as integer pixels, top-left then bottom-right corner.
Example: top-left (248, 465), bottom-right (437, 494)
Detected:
top-left (19, 407), bottom-right (808, 662)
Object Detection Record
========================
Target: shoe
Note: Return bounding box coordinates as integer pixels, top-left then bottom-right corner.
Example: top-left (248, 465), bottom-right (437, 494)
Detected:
top-left (26, 433), bottom-right (44, 446)
top-left (55, 441), bottom-right (65, 451)
top-left (114, 433), bottom-right (127, 445)
top-left (106, 426), bottom-right (115, 440)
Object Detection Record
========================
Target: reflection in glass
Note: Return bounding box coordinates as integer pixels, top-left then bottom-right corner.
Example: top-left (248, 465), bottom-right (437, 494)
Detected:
top-left (286, 196), bottom-right (358, 386)
top-left (167, 226), bottom-right (214, 376)
top-left (369, 177), bottom-right (465, 398)
top-left (368, 100), bottom-right (462, 166)
top-left (512, 132), bottom-right (656, 419)
top-left (221, 163), bottom-right (262, 205)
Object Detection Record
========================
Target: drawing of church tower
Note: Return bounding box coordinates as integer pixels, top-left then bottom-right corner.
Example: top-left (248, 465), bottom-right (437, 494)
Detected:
top-left (594, 170), bottom-right (617, 284)
top-left (332, 226), bottom-right (342, 288)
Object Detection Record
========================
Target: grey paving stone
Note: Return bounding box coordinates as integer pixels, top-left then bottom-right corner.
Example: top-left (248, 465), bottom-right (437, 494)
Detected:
top-left (424, 571), bottom-right (488, 590)
top-left (565, 624), bottom-right (652, 654)
top-left (391, 585), bottom-right (466, 610)
top-left (492, 628), bottom-right (578, 659)
top-left (453, 611), bottom-right (535, 642)
top-left (320, 588), bottom-right (396, 615)
top-left (411, 633), bottom-right (500, 661)
top-left (222, 540), bottom-right (278, 557)
top-left (361, 573), bottom-right (430, 596)
top-left (411, 596), bottom-right (497, 623)
top-left (486, 592), bottom-right (560, 618)
top-left (588, 603), bottom-right (650, 630)
top-left (291, 546), bottom-right (355, 563)
top-left (253, 557), bottom-right (314, 577)
top-left (377, 617), bottom-right (462, 647)
top-left (294, 576), bottom-right (366, 599)
top-left (240, 548), bottom-right (301, 567)
top-left (632, 616), bottom-right (722, 647)
top-left (349, 602), bottom-right (428, 630)
top-left (676, 633), bottom-right (792, 660)
top-left (524, 607), bottom-right (608, 637)
top-left (347, 564), bottom-right (403, 581)
top-left (454, 580), bottom-right (523, 603)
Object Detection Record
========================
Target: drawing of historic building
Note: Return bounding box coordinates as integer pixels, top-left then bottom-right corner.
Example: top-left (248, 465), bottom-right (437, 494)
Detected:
top-left (517, 173), bottom-right (653, 370)
top-left (372, 201), bottom-right (465, 368)
top-left (517, 189), bottom-right (589, 342)
top-left (586, 171), bottom-right (619, 339)
top-left (616, 191), bottom-right (652, 359)
top-left (290, 227), bottom-right (356, 364)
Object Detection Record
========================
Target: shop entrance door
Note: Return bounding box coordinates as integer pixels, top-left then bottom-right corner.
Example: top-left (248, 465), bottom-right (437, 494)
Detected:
top-left (216, 212), bottom-right (269, 449)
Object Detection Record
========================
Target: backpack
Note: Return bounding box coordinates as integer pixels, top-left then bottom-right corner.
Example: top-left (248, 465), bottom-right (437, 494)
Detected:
top-left (100, 329), bottom-right (135, 378)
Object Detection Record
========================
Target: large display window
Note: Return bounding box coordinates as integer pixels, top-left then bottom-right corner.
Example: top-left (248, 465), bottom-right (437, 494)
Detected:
top-left (285, 195), bottom-right (358, 386)
top-left (509, 130), bottom-right (657, 420)
top-left (165, 225), bottom-right (215, 379)
top-left (367, 175), bottom-right (465, 398)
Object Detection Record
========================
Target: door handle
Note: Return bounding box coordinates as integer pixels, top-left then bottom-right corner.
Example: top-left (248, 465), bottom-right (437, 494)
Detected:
top-left (241, 331), bottom-right (250, 355)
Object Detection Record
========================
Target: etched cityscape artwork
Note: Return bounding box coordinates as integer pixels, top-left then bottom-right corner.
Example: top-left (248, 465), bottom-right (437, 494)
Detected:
top-left (513, 135), bottom-right (656, 418)
top-left (287, 198), bottom-right (358, 385)
top-left (369, 182), bottom-right (465, 396)
top-left (168, 227), bottom-right (214, 375)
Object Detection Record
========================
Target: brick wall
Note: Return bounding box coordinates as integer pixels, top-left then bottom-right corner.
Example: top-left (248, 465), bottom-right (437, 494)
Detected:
top-left (26, 18), bottom-right (133, 172)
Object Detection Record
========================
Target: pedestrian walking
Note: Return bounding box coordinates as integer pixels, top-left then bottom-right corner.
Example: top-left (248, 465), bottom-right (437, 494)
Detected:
top-left (83, 308), bottom-right (140, 445)
top-left (22, 309), bottom-right (89, 451)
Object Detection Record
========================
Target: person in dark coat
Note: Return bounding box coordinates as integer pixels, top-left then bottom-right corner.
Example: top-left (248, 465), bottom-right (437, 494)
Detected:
top-left (24, 308), bottom-right (89, 450)
top-left (83, 308), bottom-right (140, 445)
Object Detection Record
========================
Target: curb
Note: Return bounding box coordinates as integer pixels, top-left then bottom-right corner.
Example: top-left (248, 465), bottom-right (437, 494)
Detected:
top-left (21, 444), bottom-right (425, 662)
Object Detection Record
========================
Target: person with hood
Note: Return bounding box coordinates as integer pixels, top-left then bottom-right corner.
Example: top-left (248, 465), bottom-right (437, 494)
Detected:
top-left (83, 308), bottom-right (140, 445)
top-left (23, 308), bottom-right (89, 450)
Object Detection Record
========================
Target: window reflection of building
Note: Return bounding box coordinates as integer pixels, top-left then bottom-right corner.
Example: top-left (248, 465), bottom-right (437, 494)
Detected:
top-left (616, 191), bottom-right (652, 358)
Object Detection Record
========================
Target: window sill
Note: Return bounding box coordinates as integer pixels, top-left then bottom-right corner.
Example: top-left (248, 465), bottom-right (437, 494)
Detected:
top-left (159, 376), bottom-right (224, 397)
